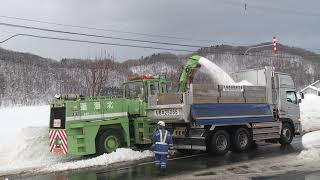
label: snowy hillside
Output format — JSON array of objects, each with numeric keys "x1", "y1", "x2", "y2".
[{"x1": 0, "y1": 44, "x2": 320, "y2": 106}]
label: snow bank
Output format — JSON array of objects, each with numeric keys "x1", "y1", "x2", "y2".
[
  {"x1": 0, "y1": 127, "x2": 76, "y2": 173},
  {"x1": 40, "y1": 148, "x2": 153, "y2": 173},
  {"x1": 0, "y1": 106, "x2": 75, "y2": 173},
  {"x1": 299, "y1": 131, "x2": 320, "y2": 161},
  {"x1": 298, "y1": 94, "x2": 320, "y2": 161},
  {"x1": 0, "y1": 105, "x2": 50, "y2": 137},
  {"x1": 299, "y1": 94, "x2": 320, "y2": 132},
  {"x1": 198, "y1": 57, "x2": 236, "y2": 85},
  {"x1": 0, "y1": 105, "x2": 153, "y2": 174},
  {"x1": 302, "y1": 131, "x2": 320, "y2": 149}
]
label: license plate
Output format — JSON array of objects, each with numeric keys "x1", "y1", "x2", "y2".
[
  {"x1": 154, "y1": 109, "x2": 179, "y2": 116},
  {"x1": 52, "y1": 146, "x2": 64, "y2": 154}
]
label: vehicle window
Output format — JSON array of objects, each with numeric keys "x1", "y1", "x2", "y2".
[
  {"x1": 150, "y1": 83, "x2": 159, "y2": 95},
  {"x1": 286, "y1": 91, "x2": 297, "y2": 104},
  {"x1": 124, "y1": 82, "x2": 144, "y2": 99},
  {"x1": 162, "y1": 82, "x2": 167, "y2": 93}
]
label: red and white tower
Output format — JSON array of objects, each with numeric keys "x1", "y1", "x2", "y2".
[{"x1": 273, "y1": 36, "x2": 277, "y2": 54}]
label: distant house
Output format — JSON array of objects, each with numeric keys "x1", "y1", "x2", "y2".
[{"x1": 301, "y1": 80, "x2": 320, "y2": 96}]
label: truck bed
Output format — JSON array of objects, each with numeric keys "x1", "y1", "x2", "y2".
[
  {"x1": 147, "y1": 84, "x2": 270, "y2": 124},
  {"x1": 192, "y1": 103, "x2": 274, "y2": 125}
]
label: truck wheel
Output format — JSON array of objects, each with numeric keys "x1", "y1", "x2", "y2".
[
  {"x1": 96, "y1": 129, "x2": 123, "y2": 155},
  {"x1": 231, "y1": 127, "x2": 252, "y2": 152},
  {"x1": 208, "y1": 130, "x2": 230, "y2": 155},
  {"x1": 279, "y1": 123, "x2": 294, "y2": 145}
]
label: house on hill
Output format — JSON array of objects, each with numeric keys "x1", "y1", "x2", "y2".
[{"x1": 301, "y1": 80, "x2": 320, "y2": 96}]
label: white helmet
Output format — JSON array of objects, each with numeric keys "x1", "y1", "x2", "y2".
[{"x1": 157, "y1": 121, "x2": 165, "y2": 127}]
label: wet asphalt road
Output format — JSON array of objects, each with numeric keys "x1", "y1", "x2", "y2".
[
  {"x1": 12, "y1": 138, "x2": 306, "y2": 180},
  {"x1": 253, "y1": 170, "x2": 320, "y2": 180}
]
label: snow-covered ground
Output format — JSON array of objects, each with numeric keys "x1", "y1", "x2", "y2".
[
  {"x1": 0, "y1": 105, "x2": 152, "y2": 175},
  {"x1": 0, "y1": 89, "x2": 320, "y2": 176}
]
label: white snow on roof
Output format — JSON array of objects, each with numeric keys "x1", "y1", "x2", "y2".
[{"x1": 301, "y1": 80, "x2": 320, "y2": 92}]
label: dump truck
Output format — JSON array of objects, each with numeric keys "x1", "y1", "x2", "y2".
[
  {"x1": 147, "y1": 55, "x2": 302, "y2": 154},
  {"x1": 49, "y1": 75, "x2": 168, "y2": 155}
]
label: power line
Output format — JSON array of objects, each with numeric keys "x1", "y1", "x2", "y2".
[
  {"x1": 1, "y1": 32, "x2": 319, "y2": 58},
  {"x1": 0, "y1": 33, "x2": 195, "y2": 52},
  {"x1": 0, "y1": 15, "x2": 215, "y2": 44},
  {"x1": 0, "y1": 32, "x2": 319, "y2": 60},
  {"x1": 1, "y1": 15, "x2": 318, "y2": 51},
  {"x1": 0, "y1": 22, "x2": 206, "y2": 49}
]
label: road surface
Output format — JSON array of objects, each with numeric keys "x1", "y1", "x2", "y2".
[{"x1": 10, "y1": 137, "x2": 317, "y2": 180}]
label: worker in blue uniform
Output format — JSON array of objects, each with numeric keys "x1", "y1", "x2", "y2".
[{"x1": 151, "y1": 121, "x2": 173, "y2": 175}]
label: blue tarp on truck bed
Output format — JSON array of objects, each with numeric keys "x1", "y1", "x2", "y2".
[{"x1": 191, "y1": 103, "x2": 273, "y2": 125}]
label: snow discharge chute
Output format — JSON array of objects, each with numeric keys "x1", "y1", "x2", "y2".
[{"x1": 177, "y1": 55, "x2": 236, "y2": 93}]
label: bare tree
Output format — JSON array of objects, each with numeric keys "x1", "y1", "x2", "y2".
[{"x1": 82, "y1": 58, "x2": 113, "y2": 96}]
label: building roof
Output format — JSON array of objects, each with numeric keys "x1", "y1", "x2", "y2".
[{"x1": 301, "y1": 80, "x2": 320, "y2": 92}]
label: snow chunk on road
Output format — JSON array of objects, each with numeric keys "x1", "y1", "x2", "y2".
[
  {"x1": 299, "y1": 131, "x2": 320, "y2": 161},
  {"x1": 300, "y1": 94, "x2": 320, "y2": 132},
  {"x1": 41, "y1": 148, "x2": 153, "y2": 172},
  {"x1": 302, "y1": 131, "x2": 320, "y2": 149}
]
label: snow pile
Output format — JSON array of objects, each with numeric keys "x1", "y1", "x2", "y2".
[
  {"x1": 298, "y1": 94, "x2": 320, "y2": 161},
  {"x1": 0, "y1": 127, "x2": 76, "y2": 172},
  {"x1": 40, "y1": 148, "x2": 153, "y2": 172},
  {"x1": 299, "y1": 94, "x2": 320, "y2": 132},
  {"x1": 0, "y1": 106, "x2": 75, "y2": 173},
  {"x1": 198, "y1": 57, "x2": 236, "y2": 85},
  {"x1": 299, "y1": 131, "x2": 320, "y2": 161},
  {"x1": 0, "y1": 105, "x2": 154, "y2": 174},
  {"x1": 0, "y1": 105, "x2": 50, "y2": 137}
]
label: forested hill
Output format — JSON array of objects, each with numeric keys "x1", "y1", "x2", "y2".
[{"x1": 0, "y1": 43, "x2": 319, "y2": 106}]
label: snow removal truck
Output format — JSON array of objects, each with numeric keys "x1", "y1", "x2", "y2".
[
  {"x1": 49, "y1": 55, "x2": 302, "y2": 156},
  {"x1": 49, "y1": 74, "x2": 169, "y2": 155},
  {"x1": 147, "y1": 55, "x2": 302, "y2": 155}
]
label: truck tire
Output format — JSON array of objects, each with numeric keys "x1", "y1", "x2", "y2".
[
  {"x1": 208, "y1": 130, "x2": 230, "y2": 155},
  {"x1": 231, "y1": 127, "x2": 252, "y2": 152},
  {"x1": 279, "y1": 123, "x2": 294, "y2": 145},
  {"x1": 96, "y1": 129, "x2": 123, "y2": 155}
]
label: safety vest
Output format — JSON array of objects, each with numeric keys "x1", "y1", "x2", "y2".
[
  {"x1": 153, "y1": 129, "x2": 172, "y2": 155},
  {"x1": 156, "y1": 129, "x2": 168, "y2": 145}
]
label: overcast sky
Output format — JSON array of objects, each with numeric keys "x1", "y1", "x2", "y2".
[{"x1": 0, "y1": 0, "x2": 319, "y2": 61}]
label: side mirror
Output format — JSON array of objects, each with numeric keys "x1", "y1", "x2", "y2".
[
  {"x1": 298, "y1": 99, "x2": 302, "y2": 104},
  {"x1": 300, "y1": 92, "x2": 304, "y2": 99}
]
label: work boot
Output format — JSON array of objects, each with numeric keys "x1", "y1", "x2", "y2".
[{"x1": 160, "y1": 168, "x2": 166, "y2": 176}]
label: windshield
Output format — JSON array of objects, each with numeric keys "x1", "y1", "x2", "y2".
[{"x1": 124, "y1": 82, "x2": 144, "y2": 99}]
